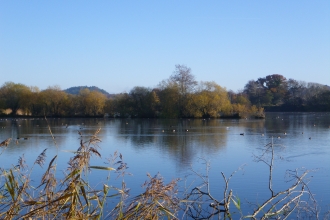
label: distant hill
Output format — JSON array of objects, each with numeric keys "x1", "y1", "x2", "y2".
[{"x1": 64, "y1": 86, "x2": 115, "y2": 98}]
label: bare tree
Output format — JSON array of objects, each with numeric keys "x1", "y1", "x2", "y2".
[
  {"x1": 181, "y1": 139, "x2": 318, "y2": 219},
  {"x1": 170, "y1": 65, "x2": 197, "y2": 96},
  {"x1": 170, "y1": 64, "x2": 197, "y2": 117}
]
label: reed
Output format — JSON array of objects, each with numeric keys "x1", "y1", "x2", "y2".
[{"x1": 0, "y1": 127, "x2": 128, "y2": 219}]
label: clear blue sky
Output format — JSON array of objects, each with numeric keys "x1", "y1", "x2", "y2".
[{"x1": 1, "y1": 1, "x2": 329, "y2": 93}]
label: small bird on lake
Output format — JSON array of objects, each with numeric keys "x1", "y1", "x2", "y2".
[{"x1": 240, "y1": 133, "x2": 244, "y2": 136}]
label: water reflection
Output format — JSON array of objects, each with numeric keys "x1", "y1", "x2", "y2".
[
  {"x1": 110, "y1": 119, "x2": 229, "y2": 169},
  {"x1": 0, "y1": 113, "x2": 329, "y2": 217}
]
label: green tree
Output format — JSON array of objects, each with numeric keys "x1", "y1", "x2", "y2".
[
  {"x1": 284, "y1": 79, "x2": 305, "y2": 107},
  {"x1": 128, "y1": 87, "x2": 160, "y2": 118},
  {"x1": 109, "y1": 93, "x2": 133, "y2": 117},
  {"x1": 306, "y1": 88, "x2": 330, "y2": 111},
  {"x1": 259, "y1": 74, "x2": 288, "y2": 105},
  {"x1": 244, "y1": 80, "x2": 265, "y2": 107},
  {"x1": 104, "y1": 98, "x2": 114, "y2": 116},
  {"x1": 28, "y1": 86, "x2": 44, "y2": 116},
  {"x1": 0, "y1": 82, "x2": 32, "y2": 115},
  {"x1": 317, "y1": 90, "x2": 330, "y2": 110},
  {"x1": 245, "y1": 75, "x2": 288, "y2": 106},
  {"x1": 157, "y1": 80, "x2": 180, "y2": 118},
  {"x1": 304, "y1": 82, "x2": 329, "y2": 105}
]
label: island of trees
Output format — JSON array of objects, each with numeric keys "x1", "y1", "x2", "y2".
[{"x1": 1, "y1": 65, "x2": 329, "y2": 118}]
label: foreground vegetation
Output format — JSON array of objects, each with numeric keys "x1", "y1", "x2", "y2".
[
  {"x1": 1, "y1": 65, "x2": 329, "y2": 119},
  {"x1": 0, "y1": 125, "x2": 326, "y2": 219}
]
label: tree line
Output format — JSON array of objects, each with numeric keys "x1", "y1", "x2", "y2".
[
  {"x1": 243, "y1": 74, "x2": 330, "y2": 111},
  {"x1": 1, "y1": 65, "x2": 329, "y2": 117}
]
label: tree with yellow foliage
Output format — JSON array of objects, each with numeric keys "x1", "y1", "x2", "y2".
[
  {"x1": 189, "y1": 81, "x2": 231, "y2": 118},
  {"x1": 39, "y1": 86, "x2": 69, "y2": 116},
  {"x1": 0, "y1": 82, "x2": 33, "y2": 115}
]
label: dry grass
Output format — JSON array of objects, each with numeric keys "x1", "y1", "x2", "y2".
[
  {"x1": 112, "y1": 173, "x2": 179, "y2": 219},
  {"x1": 0, "y1": 127, "x2": 180, "y2": 220},
  {"x1": 0, "y1": 129, "x2": 121, "y2": 219}
]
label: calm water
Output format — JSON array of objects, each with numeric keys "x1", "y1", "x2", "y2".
[{"x1": 0, "y1": 112, "x2": 329, "y2": 218}]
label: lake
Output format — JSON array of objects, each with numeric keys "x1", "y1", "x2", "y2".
[{"x1": 0, "y1": 112, "x2": 329, "y2": 218}]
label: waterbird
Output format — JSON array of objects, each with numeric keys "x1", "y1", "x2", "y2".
[
  {"x1": 240, "y1": 133, "x2": 244, "y2": 136},
  {"x1": 309, "y1": 137, "x2": 312, "y2": 140},
  {"x1": 209, "y1": 203, "x2": 216, "y2": 208}
]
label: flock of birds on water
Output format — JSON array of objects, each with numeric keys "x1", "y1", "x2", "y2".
[{"x1": 1, "y1": 115, "x2": 329, "y2": 146}]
